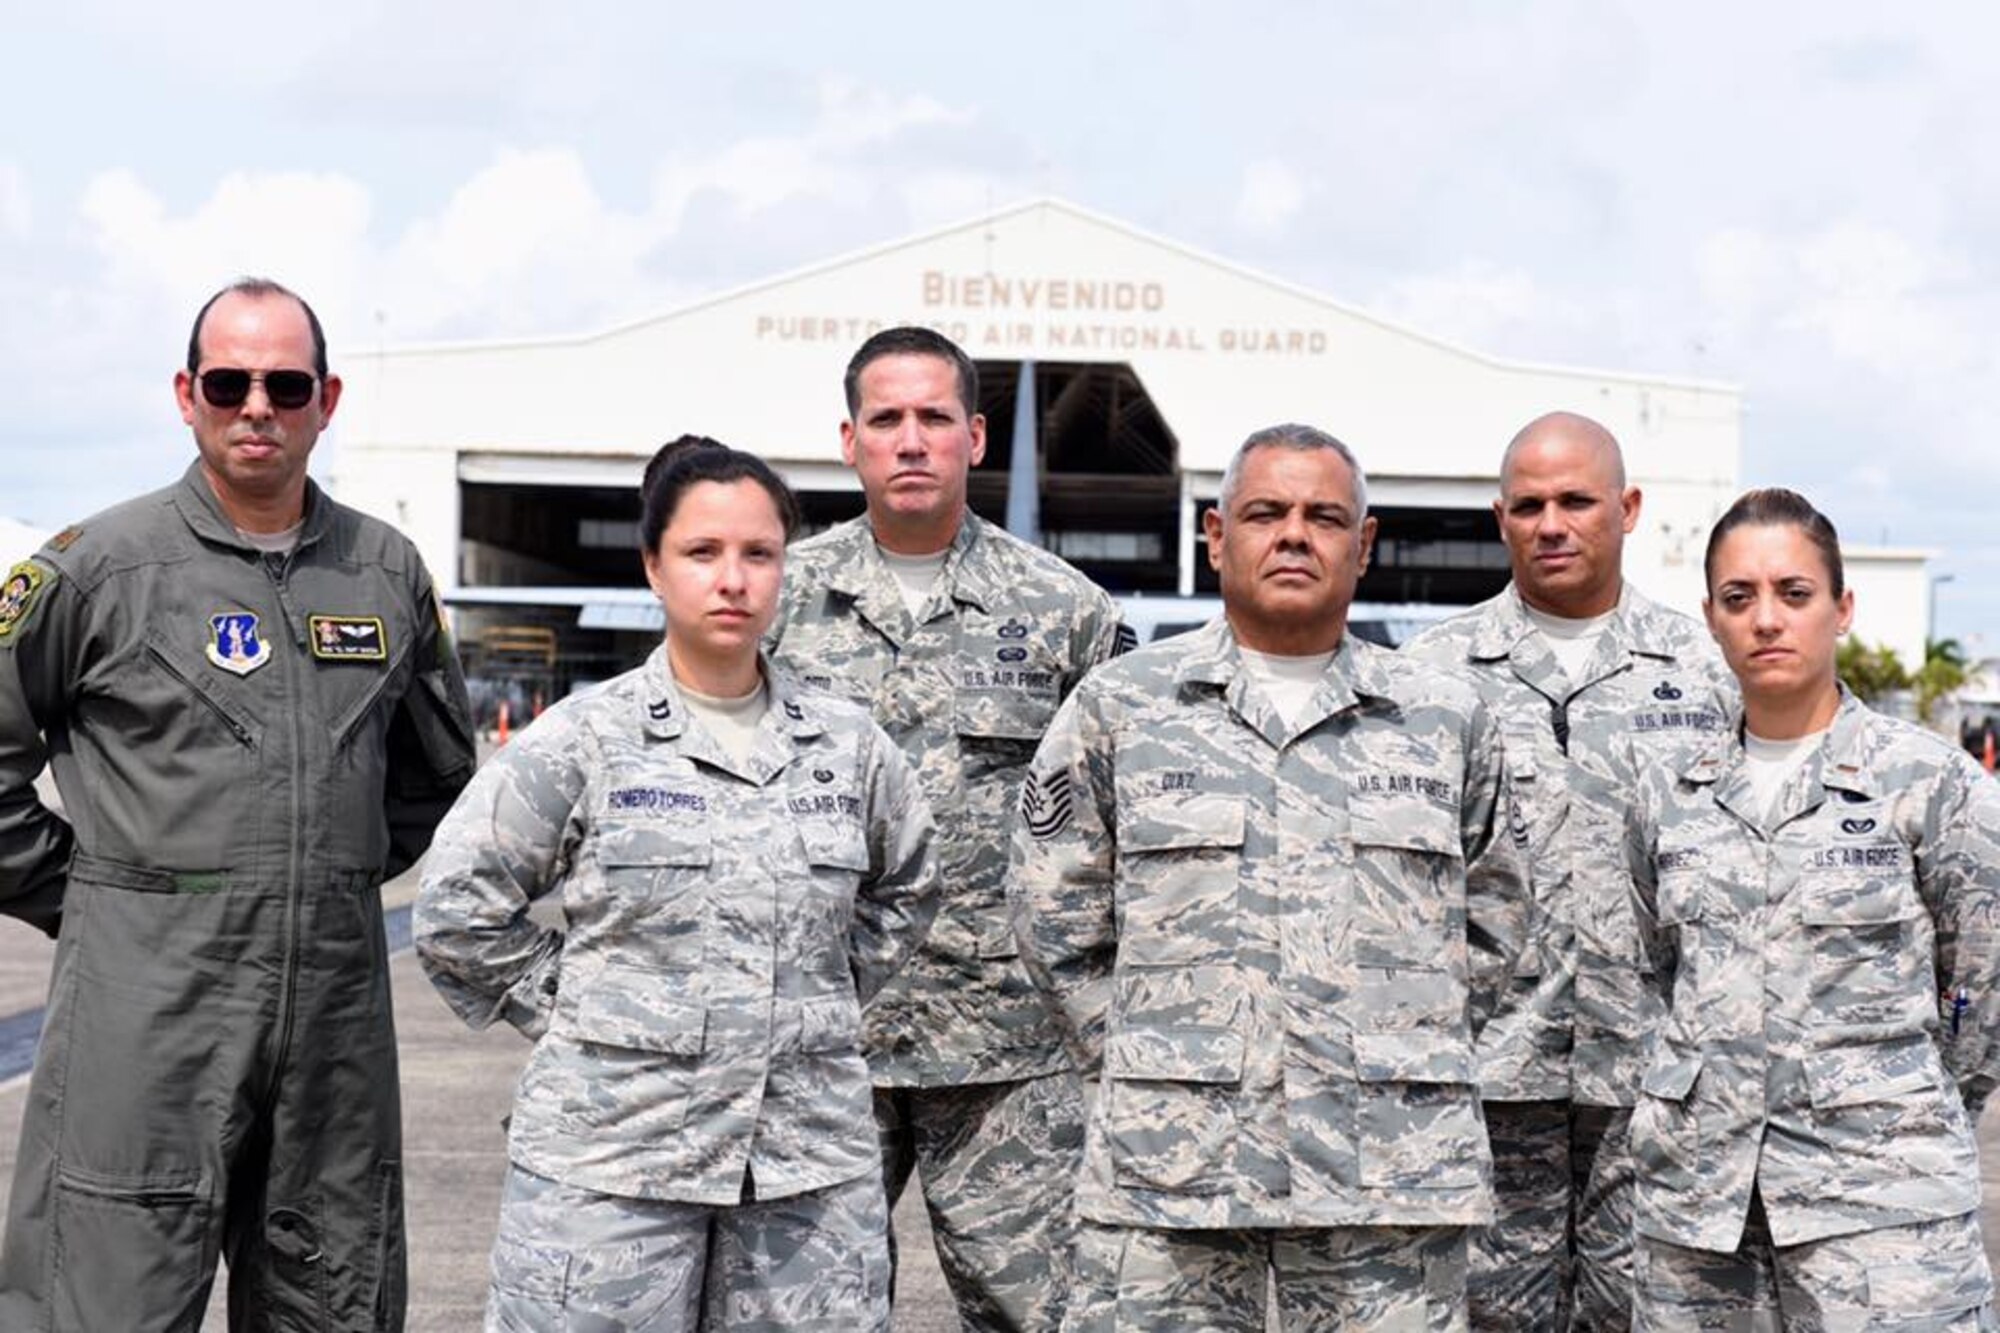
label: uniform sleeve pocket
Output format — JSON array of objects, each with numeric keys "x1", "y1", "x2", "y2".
[
  {"x1": 1104, "y1": 1023, "x2": 1245, "y2": 1083},
  {"x1": 560, "y1": 967, "x2": 705, "y2": 1056}
]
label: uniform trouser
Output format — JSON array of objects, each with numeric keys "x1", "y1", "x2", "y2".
[
  {"x1": 485, "y1": 1164, "x2": 891, "y2": 1331},
  {"x1": 1634, "y1": 1200, "x2": 1996, "y2": 1331},
  {"x1": 876, "y1": 1072, "x2": 1085, "y2": 1331},
  {"x1": 1470, "y1": 1098, "x2": 1633, "y2": 1332},
  {"x1": 0, "y1": 874, "x2": 406, "y2": 1332},
  {"x1": 1065, "y1": 1220, "x2": 1470, "y2": 1332}
]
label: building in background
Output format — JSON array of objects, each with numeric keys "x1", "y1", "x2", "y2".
[{"x1": 330, "y1": 199, "x2": 1925, "y2": 693}]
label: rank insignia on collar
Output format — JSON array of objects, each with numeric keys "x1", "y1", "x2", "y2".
[
  {"x1": 206, "y1": 611, "x2": 272, "y2": 676},
  {"x1": 784, "y1": 700, "x2": 804, "y2": 721},
  {"x1": 648, "y1": 699, "x2": 673, "y2": 720},
  {"x1": 308, "y1": 614, "x2": 387, "y2": 662},
  {"x1": 47, "y1": 525, "x2": 82, "y2": 553}
]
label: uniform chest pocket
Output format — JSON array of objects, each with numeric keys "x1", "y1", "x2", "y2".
[
  {"x1": 1798, "y1": 862, "x2": 1928, "y2": 1030},
  {"x1": 1116, "y1": 795, "x2": 1246, "y2": 969},
  {"x1": 594, "y1": 820, "x2": 713, "y2": 964},
  {"x1": 954, "y1": 682, "x2": 1059, "y2": 743},
  {"x1": 1348, "y1": 797, "x2": 1461, "y2": 965}
]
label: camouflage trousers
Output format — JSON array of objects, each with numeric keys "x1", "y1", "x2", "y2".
[
  {"x1": 1471, "y1": 1099, "x2": 1634, "y2": 1331},
  {"x1": 1065, "y1": 1220, "x2": 1469, "y2": 1332},
  {"x1": 1634, "y1": 1199, "x2": 1996, "y2": 1331},
  {"x1": 877, "y1": 1072, "x2": 1084, "y2": 1331},
  {"x1": 485, "y1": 1164, "x2": 890, "y2": 1331}
]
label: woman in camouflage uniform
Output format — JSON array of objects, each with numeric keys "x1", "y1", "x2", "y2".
[
  {"x1": 416, "y1": 438, "x2": 939, "y2": 1331},
  {"x1": 1626, "y1": 488, "x2": 1999, "y2": 1329}
]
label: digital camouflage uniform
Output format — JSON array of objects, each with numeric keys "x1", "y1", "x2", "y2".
[
  {"x1": 1010, "y1": 618, "x2": 1530, "y2": 1330},
  {"x1": 416, "y1": 646, "x2": 939, "y2": 1332},
  {"x1": 767, "y1": 512, "x2": 1125, "y2": 1330},
  {"x1": 1625, "y1": 690, "x2": 2000, "y2": 1328},
  {"x1": 1405, "y1": 583, "x2": 1730, "y2": 1331},
  {"x1": 0, "y1": 463, "x2": 476, "y2": 1332}
]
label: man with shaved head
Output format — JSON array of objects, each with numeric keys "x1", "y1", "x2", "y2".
[{"x1": 1405, "y1": 411, "x2": 1731, "y2": 1330}]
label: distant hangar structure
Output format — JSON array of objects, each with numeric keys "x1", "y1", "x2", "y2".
[{"x1": 329, "y1": 198, "x2": 1925, "y2": 689}]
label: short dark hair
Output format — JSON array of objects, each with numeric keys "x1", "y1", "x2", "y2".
[
  {"x1": 842, "y1": 326, "x2": 979, "y2": 418},
  {"x1": 186, "y1": 277, "x2": 330, "y2": 381},
  {"x1": 1703, "y1": 487, "x2": 1844, "y2": 597},
  {"x1": 638, "y1": 435, "x2": 801, "y2": 553}
]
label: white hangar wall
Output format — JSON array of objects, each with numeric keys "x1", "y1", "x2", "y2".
[{"x1": 327, "y1": 198, "x2": 1913, "y2": 656}]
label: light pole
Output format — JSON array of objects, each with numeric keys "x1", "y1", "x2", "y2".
[{"x1": 1930, "y1": 572, "x2": 1957, "y2": 647}]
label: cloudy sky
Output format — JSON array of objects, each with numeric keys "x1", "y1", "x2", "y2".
[{"x1": 8, "y1": 3, "x2": 1997, "y2": 644}]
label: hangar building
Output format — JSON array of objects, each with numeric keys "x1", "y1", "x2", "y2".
[{"x1": 330, "y1": 199, "x2": 1928, "y2": 695}]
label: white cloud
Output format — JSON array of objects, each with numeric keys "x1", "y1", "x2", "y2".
[
  {"x1": 1373, "y1": 260, "x2": 1589, "y2": 355},
  {"x1": 1233, "y1": 160, "x2": 1306, "y2": 236}
]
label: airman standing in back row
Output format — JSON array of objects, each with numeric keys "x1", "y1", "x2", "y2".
[
  {"x1": 766, "y1": 327, "x2": 1128, "y2": 1330},
  {"x1": 1404, "y1": 412, "x2": 1731, "y2": 1330}
]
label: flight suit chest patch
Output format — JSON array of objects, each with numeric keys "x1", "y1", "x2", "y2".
[
  {"x1": 309, "y1": 614, "x2": 388, "y2": 662},
  {"x1": 206, "y1": 611, "x2": 272, "y2": 676}
]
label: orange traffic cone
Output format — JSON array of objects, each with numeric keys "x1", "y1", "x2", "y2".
[
  {"x1": 1983, "y1": 729, "x2": 1994, "y2": 774},
  {"x1": 497, "y1": 700, "x2": 511, "y2": 747}
]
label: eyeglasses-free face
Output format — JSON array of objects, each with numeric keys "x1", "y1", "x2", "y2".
[{"x1": 197, "y1": 367, "x2": 319, "y2": 411}]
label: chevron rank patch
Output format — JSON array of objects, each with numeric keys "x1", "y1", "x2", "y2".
[
  {"x1": 0, "y1": 562, "x2": 48, "y2": 640},
  {"x1": 1021, "y1": 766, "x2": 1074, "y2": 840},
  {"x1": 309, "y1": 614, "x2": 388, "y2": 662}
]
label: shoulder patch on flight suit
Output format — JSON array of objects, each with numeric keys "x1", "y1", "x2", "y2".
[
  {"x1": 308, "y1": 614, "x2": 388, "y2": 662},
  {"x1": 0, "y1": 561, "x2": 49, "y2": 640}
]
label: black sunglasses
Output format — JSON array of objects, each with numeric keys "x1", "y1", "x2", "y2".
[{"x1": 198, "y1": 368, "x2": 319, "y2": 411}]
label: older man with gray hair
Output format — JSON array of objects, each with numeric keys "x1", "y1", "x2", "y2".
[{"x1": 1010, "y1": 423, "x2": 1527, "y2": 1327}]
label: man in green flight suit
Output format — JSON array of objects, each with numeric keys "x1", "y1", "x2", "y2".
[{"x1": 0, "y1": 278, "x2": 475, "y2": 1330}]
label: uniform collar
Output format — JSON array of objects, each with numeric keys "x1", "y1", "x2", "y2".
[
  {"x1": 822, "y1": 511, "x2": 994, "y2": 616},
  {"x1": 1468, "y1": 582, "x2": 1678, "y2": 663},
  {"x1": 638, "y1": 645, "x2": 826, "y2": 783},
  {"x1": 1174, "y1": 615, "x2": 1405, "y2": 746},
  {"x1": 172, "y1": 460, "x2": 332, "y2": 554},
  {"x1": 1680, "y1": 686, "x2": 1877, "y2": 816}
]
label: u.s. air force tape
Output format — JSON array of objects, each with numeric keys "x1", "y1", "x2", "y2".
[{"x1": 1021, "y1": 767, "x2": 1074, "y2": 839}]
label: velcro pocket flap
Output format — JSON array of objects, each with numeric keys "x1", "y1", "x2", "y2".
[
  {"x1": 1350, "y1": 798, "x2": 1460, "y2": 857},
  {"x1": 564, "y1": 969, "x2": 705, "y2": 1056},
  {"x1": 1800, "y1": 868, "x2": 1921, "y2": 926},
  {"x1": 1104, "y1": 1024, "x2": 1245, "y2": 1083},
  {"x1": 596, "y1": 820, "x2": 711, "y2": 869},
  {"x1": 1121, "y1": 795, "x2": 1247, "y2": 854},
  {"x1": 1639, "y1": 1049, "x2": 1702, "y2": 1102},
  {"x1": 1353, "y1": 1030, "x2": 1473, "y2": 1084}
]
